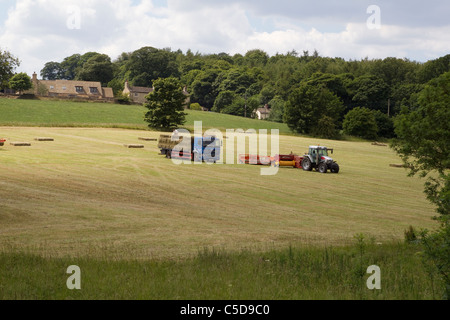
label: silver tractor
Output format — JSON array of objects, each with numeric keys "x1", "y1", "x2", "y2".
[{"x1": 301, "y1": 146, "x2": 340, "y2": 174}]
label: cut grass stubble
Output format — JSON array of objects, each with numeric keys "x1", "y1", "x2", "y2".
[{"x1": 0, "y1": 127, "x2": 436, "y2": 261}]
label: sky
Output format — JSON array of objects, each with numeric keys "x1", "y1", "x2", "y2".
[{"x1": 0, "y1": 0, "x2": 449, "y2": 76}]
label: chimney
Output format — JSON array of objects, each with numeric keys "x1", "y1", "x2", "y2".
[{"x1": 32, "y1": 72, "x2": 38, "y2": 95}]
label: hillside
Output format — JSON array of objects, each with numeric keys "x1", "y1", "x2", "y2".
[{"x1": 0, "y1": 98, "x2": 290, "y2": 134}]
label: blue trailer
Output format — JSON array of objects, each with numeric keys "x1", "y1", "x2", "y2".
[{"x1": 158, "y1": 134, "x2": 221, "y2": 163}]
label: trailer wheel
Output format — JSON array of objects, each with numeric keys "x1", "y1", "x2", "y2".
[
  {"x1": 318, "y1": 162, "x2": 328, "y2": 173},
  {"x1": 194, "y1": 152, "x2": 202, "y2": 163},
  {"x1": 302, "y1": 158, "x2": 313, "y2": 171}
]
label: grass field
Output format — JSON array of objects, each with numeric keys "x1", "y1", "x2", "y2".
[
  {"x1": 0, "y1": 126, "x2": 435, "y2": 259},
  {"x1": 0, "y1": 98, "x2": 291, "y2": 134},
  {"x1": 0, "y1": 243, "x2": 442, "y2": 300},
  {"x1": 0, "y1": 98, "x2": 443, "y2": 299}
]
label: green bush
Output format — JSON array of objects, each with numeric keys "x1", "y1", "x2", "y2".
[
  {"x1": 374, "y1": 110, "x2": 395, "y2": 138},
  {"x1": 343, "y1": 107, "x2": 378, "y2": 140},
  {"x1": 189, "y1": 103, "x2": 203, "y2": 111},
  {"x1": 115, "y1": 92, "x2": 131, "y2": 105},
  {"x1": 9, "y1": 72, "x2": 32, "y2": 94}
]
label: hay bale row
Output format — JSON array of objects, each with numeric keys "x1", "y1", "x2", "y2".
[
  {"x1": 138, "y1": 137, "x2": 157, "y2": 141},
  {"x1": 390, "y1": 164, "x2": 413, "y2": 169},
  {"x1": 124, "y1": 144, "x2": 145, "y2": 149},
  {"x1": 390, "y1": 164, "x2": 403, "y2": 168},
  {"x1": 372, "y1": 142, "x2": 387, "y2": 147},
  {"x1": 10, "y1": 142, "x2": 31, "y2": 147},
  {"x1": 35, "y1": 137, "x2": 54, "y2": 141}
]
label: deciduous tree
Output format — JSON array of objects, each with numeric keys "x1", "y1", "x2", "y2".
[
  {"x1": 40, "y1": 62, "x2": 63, "y2": 80},
  {"x1": 284, "y1": 83, "x2": 344, "y2": 136},
  {"x1": 391, "y1": 71, "x2": 450, "y2": 297},
  {"x1": 144, "y1": 77, "x2": 187, "y2": 130},
  {"x1": 9, "y1": 72, "x2": 32, "y2": 95},
  {"x1": 77, "y1": 53, "x2": 114, "y2": 86},
  {"x1": 0, "y1": 49, "x2": 20, "y2": 88},
  {"x1": 343, "y1": 107, "x2": 378, "y2": 140}
]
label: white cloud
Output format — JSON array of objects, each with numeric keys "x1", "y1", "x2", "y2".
[{"x1": 0, "y1": 0, "x2": 449, "y2": 76}]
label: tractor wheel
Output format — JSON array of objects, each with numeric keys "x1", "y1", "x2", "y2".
[
  {"x1": 302, "y1": 158, "x2": 313, "y2": 171},
  {"x1": 318, "y1": 162, "x2": 328, "y2": 173},
  {"x1": 331, "y1": 163, "x2": 340, "y2": 174}
]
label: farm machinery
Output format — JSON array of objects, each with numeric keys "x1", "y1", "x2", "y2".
[
  {"x1": 240, "y1": 145, "x2": 340, "y2": 174},
  {"x1": 0, "y1": 138, "x2": 5, "y2": 147},
  {"x1": 158, "y1": 133, "x2": 221, "y2": 163},
  {"x1": 300, "y1": 146, "x2": 340, "y2": 173}
]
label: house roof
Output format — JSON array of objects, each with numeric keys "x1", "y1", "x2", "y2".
[
  {"x1": 130, "y1": 86, "x2": 153, "y2": 94},
  {"x1": 36, "y1": 79, "x2": 113, "y2": 99},
  {"x1": 39, "y1": 80, "x2": 103, "y2": 95},
  {"x1": 257, "y1": 105, "x2": 271, "y2": 114},
  {"x1": 102, "y1": 87, "x2": 114, "y2": 98}
]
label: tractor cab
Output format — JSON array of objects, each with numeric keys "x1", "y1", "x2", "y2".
[{"x1": 309, "y1": 146, "x2": 333, "y2": 163}]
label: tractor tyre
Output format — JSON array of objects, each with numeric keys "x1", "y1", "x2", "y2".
[
  {"x1": 331, "y1": 163, "x2": 340, "y2": 174},
  {"x1": 302, "y1": 158, "x2": 313, "y2": 171},
  {"x1": 318, "y1": 162, "x2": 328, "y2": 173}
]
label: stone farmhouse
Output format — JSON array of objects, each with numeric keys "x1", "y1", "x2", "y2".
[
  {"x1": 123, "y1": 80, "x2": 153, "y2": 104},
  {"x1": 255, "y1": 104, "x2": 271, "y2": 120},
  {"x1": 123, "y1": 80, "x2": 190, "y2": 107},
  {"x1": 31, "y1": 73, "x2": 114, "y2": 102}
]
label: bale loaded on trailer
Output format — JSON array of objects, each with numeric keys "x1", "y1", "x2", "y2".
[{"x1": 158, "y1": 133, "x2": 221, "y2": 163}]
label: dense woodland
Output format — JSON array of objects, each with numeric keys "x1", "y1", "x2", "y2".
[{"x1": 31, "y1": 48, "x2": 450, "y2": 138}]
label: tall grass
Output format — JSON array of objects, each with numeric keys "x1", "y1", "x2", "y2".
[{"x1": 0, "y1": 241, "x2": 444, "y2": 300}]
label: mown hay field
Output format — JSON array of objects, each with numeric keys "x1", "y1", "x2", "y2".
[{"x1": 0, "y1": 126, "x2": 435, "y2": 260}]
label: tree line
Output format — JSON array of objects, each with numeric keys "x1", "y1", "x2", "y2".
[
  {"x1": 1, "y1": 46, "x2": 449, "y2": 140},
  {"x1": 38, "y1": 47, "x2": 450, "y2": 139}
]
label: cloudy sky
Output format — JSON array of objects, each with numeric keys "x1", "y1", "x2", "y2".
[{"x1": 1, "y1": 0, "x2": 449, "y2": 76}]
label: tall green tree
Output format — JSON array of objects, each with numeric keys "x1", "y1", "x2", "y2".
[
  {"x1": 0, "y1": 49, "x2": 20, "y2": 88},
  {"x1": 244, "y1": 49, "x2": 269, "y2": 68},
  {"x1": 370, "y1": 57, "x2": 418, "y2": 87},
  {"x1": 60, "y1": 54, "x2": 82, "y2": 80},
  {"x1": 144, "y1": 77, "x2": 187, "y2": 130},
  {"x1": 349, "y1": 75, "x2": 390, "y2": 113},
  {"x1": 190, "y1": 69, "x2": 221, "y2": 110},
  {"x1": 212, "y1": 90, "x2": 235, "y2": 113},
  {"x1": 77, "y1": 53, "x2": 114, "y2": 86},
  {"x1": 391, "y1": 72, "x2": 450, "y2": 297},
  {"x1": 417, "y1": 54, "x2": 450, "y2": 84},
  {"x1": 284, "y1": 83, "x2": 344, "y2": 137},
  {"x1": 267, "y1": 96, "x2": 286, "y2": 123},
  {"x1": 127, "y1": 46, "x2": 180, "y2": 87},
  {"x1": 373, "y1": 110, "x2": 395, "y2": 138},
  {"x1": 40, "y1": 62, "x2": 63, "y2": 80}
]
